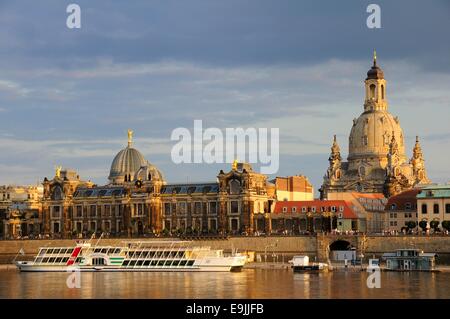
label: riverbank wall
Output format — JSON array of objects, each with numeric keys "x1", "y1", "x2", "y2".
[{"x1": 1, "y1": 235, "x2": 450, "y2": 264}]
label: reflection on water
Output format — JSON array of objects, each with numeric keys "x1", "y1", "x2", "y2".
[{"x1": 1, "y1": 269, "x2": 449, "y2": 299}]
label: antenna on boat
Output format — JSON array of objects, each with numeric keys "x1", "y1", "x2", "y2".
[{"x1": 94, "y1": 232, "x2": 104, "y2": 248}]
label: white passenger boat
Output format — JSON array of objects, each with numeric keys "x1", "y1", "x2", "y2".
[{"x1": 15, "y1": 240, "x2": 247, "y2": 272}]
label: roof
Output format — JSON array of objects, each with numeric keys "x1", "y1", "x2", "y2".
[
  {"x1": 161, "y1": 183, "x2": 219, "y2": 195},
  {"x1": 417, "y1": 185, "x2": 450, "y2": 199},
  {"x1": 73, "y1": 186, "x2": 126, "y2": 198},
  {"x1": 273, "y1": 200, "x2": 358, "y2": 219},
  {"x1": 385, "y1": 188, "x2": 420, "y2": 211}
]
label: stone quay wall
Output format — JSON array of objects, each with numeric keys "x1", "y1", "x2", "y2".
[{"x1": 1, "y1": 235, "x2": 450, "y2": 264}]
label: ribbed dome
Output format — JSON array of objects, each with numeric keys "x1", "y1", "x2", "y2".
[
  {"x1": 109, "y1": 146, "x2": 147, "y2": 181},
  {"x1": 348, "y1": 110, "x2": 405, "y2": 160}
]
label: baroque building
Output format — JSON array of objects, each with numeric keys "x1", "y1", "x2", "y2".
[
  {"x1": 40, "y1": 131, "x2": 276, "y2": 238},
  {"x1": 321, "y1": 52, "x2": 430, "y2": 199}
]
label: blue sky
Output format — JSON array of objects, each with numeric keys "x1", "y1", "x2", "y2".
[{"x1": 0, "y1": 0, "x2": 449, "y2": 192}]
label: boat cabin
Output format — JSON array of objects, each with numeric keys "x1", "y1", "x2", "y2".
[{"x1": 382, "y1": 249, "x2": 436, "y2": 271}]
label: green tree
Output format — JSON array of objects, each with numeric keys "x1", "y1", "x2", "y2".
[
  {"x1": 442, "y1": 221, "x2": 450, "y2": 232},
  {"x1": 430, "y1": 220, "x2": 440, "y2": 231},
  {"x1": 406, "y1": 221, "x2": 417, "y2": 230},
  {"x1": 419, "y1": 221, "x2": 428, "y2": 231}
]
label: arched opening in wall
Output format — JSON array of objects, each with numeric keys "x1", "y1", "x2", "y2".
[
  {"x1": 369, "y1": 84, "x2": 376, "y2": 99},
  {"x1": 381, "y1": 84, "x2": 385, "y2": 99},
  {"x1": 329, "y1": 240, "x2": 356, "y2": 261}
]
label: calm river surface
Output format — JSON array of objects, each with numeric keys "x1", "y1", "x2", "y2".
[{"x1": 1, "y1": 269, "x2": 449, "y2": 299}]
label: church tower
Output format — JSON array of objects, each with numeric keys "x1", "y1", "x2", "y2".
[{"x1": 321, "y1": 51, "x2": 431, "y2": 198}]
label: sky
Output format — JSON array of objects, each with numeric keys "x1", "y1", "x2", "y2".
[{"x1": 0, "y1": 0, "x2": 449, "y2": 193}]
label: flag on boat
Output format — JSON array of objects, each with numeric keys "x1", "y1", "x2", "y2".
[{"x1": 19, "y1": 248, "x2": 25, "y2": 255}]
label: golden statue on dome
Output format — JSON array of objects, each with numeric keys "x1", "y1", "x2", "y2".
[
  {"x1": 55, "y1": 166, "x2": 62, "y2": 178},
  {"x1": 232, "y1": 159, "x2": 238, "y2": 170},
  {"x1": 127, "y1": 129, "x2": 133, "y2": 147}
]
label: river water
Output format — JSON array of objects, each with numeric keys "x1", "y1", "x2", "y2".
[{"x1": 1, "y1": 269, "x2": 449, "y2": 299}]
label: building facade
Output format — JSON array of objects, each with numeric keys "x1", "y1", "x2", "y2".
[
  {"x1": 40, "y1": 132, "x2": 276, "y2": 238},
  {"x1": 272, "y1": 200, "x2": 360, "y2": 234},
  {"x1": 1, "y1": 185, "x2": 43, "y2": 239},
  {"x1": 417, "y1": 185, "x2": 450, "y2": 232},
  {"x1": 272, "y1": 175, "x2": 314, "y2": 201},
  {"x1": 321, "y1": 53, "x2": 430, "y2": 199},
  {"x1": 385, "y1": 188, "x2": 420, "y2": 233}
]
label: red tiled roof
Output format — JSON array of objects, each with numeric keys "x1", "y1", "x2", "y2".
[
  {"x1": 273, "y1": 200, "x2": 358, "y2": 219},
  {"x1": 385, "y1": 189, "x2": 420, "y2": 211}
]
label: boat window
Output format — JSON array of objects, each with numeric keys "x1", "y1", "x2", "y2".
[
  {"x1": 136, "y1": 260, "x2": 144, "y2": 266},
  {"x1": 55, "y1": 257, "x2": 63, "y2": 263},
  {"x1": 143, "y1": 260, "x2": 151, "y2": 266},
  {"x1": 47, "y1": 249, "x2": 54, "y2": 254},
  {"x1": 172, "y1": 260, "x2": 180, "y2": 266},
  {"x1": 164, "y1": 261, "x2": 172, "y2": 266},
  {"x1": 43, "y1": 258, "x2": 49, "y2": 263},
  {"x1": 170, "y1": 252, "x2": 177, "y2": 258},
  {"x1": 157, "y1": 260, "x2": 165, "y2": 266},
  {"x1": 62, "y1": 257, "x2": 69, "y2": 263},
  {"x1": 94, "y1": 248, "x2": 101, "y2": 253},
  {"x1": 151, "y1": 261, "x2": 157, "y2": 266},
  {"x1": 49, "y1": 257, "x2": 56, "y2": 263},
  {"x1": 129, "y1": 260, "x2": 136, "y2": 267},
  {"x1": 76, "y1": 257, "x2": 83, "y2": 263},
  {"x1": 122, "y1": 260, "x2": 129, "y2": 267},
  {"x1": 177, "y1": 252, "x2": 185, "y2": 258},
  {"x1": 180, "y1": 260, "x2": 187, "y2": 266},
  {"x1": 39, "y1": 249, "x2": 46, "y2": 256},
  {"x1": 187, "y1": 260, "x2": 195, "y2": 266},
  {"x1": 101, "y1": 249, "x2": 107, "y2": 254},
  {"x1": 114, "y1": 249, "x2": 121, "y2": 254}
]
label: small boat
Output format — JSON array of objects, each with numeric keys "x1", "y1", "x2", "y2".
[
  {"x1": 15, "y1": 240, "x2": 247, "y2": 272},
  {"x1": 382, "y1": 249, "x2": 437, "y2": 272},
  {"x1": 288, "y1": 255, "x2": 329, "y2": 273}
]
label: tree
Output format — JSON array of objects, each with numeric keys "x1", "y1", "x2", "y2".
[
  {"x1": 419, "y1": 221, "x2": 428, "y2": 232},
  {"x1": 430, "y1": 220, "x2": 440, "y2": 231},
  {"x1": 406, "y1": 221, "x2": 417, "y2": 230},
  {"x1": 442, "y1": 221, "x2": 450, "y2": 232}
]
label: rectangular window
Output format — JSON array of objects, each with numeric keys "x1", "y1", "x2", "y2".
[
  {"x1": 209, "y1": 202, "x2": 217, "y2": 215},
  {"x1": 76, "y1": 205, "x2": 83, "y2": 218},
  {"x1": 230, "y1": 201, "x2": 239, "y2": 214},
  {"x1": 104, "y1": 205, "x2": 111, "y2": 217},
  {"x1": 178, "y1": 202, "x2": 187, "y2": 215},
  {"x1": 164, "y1": 203, "x2": 171, "y2": 216},
  {"x1": 282, "y1": 207, "x2": 287, "y2": 213},
  {"x1": 446, "y1": 204, "x2": 450, "y2": 214},
  {"x1": 194, "y1": 202, "x2": 202, "y2": 214},
  {"x1": 90, "y1": 205, "x2": 97, "y2": 217},
  {"x1": 291, "y1": 207, "x2": 297, "y2": 213},
  {"x1": 301, "y1": 207, "x2": 307, "y2": 213},
  {"x1": 311, "y1": 207, "x2": 316, "y2": 213},
  {"x1": 331, "y1": 206, "x2": 336, "y2": 212}
]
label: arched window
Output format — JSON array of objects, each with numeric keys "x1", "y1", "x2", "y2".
[
  {"x1": 229, "y1": 180, "x2": 240, "y2": 195},
  {"x1": 369, "y1": 84, "x2": 376, "y2": 99},
  {"x1": 381, "y1": 84, "x2": 385, "y2": 99},
  {"x1": 421, "y1": 204, "x2": 428, "y2": 214},
  {"x1": 433, "y1": 204, "x2": 439, "y2": 214},
  {"x1": 148, "y1": 173, "x2": 152, "y2": 181},
  {"x1": 359, "y1": 166, "x2": 366, "y2": 177}
]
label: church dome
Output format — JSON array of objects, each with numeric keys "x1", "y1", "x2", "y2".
[
  {"x1": 109, "y1": 146, "x2": 147, "y2": 182},
  {"x1": 348, "y1": 110, "x2": 405, "y2": 161}
]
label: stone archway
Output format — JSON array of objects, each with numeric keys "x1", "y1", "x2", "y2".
[{"x1": 329, "y1": 240, "x2": 353, "y2": 251}]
